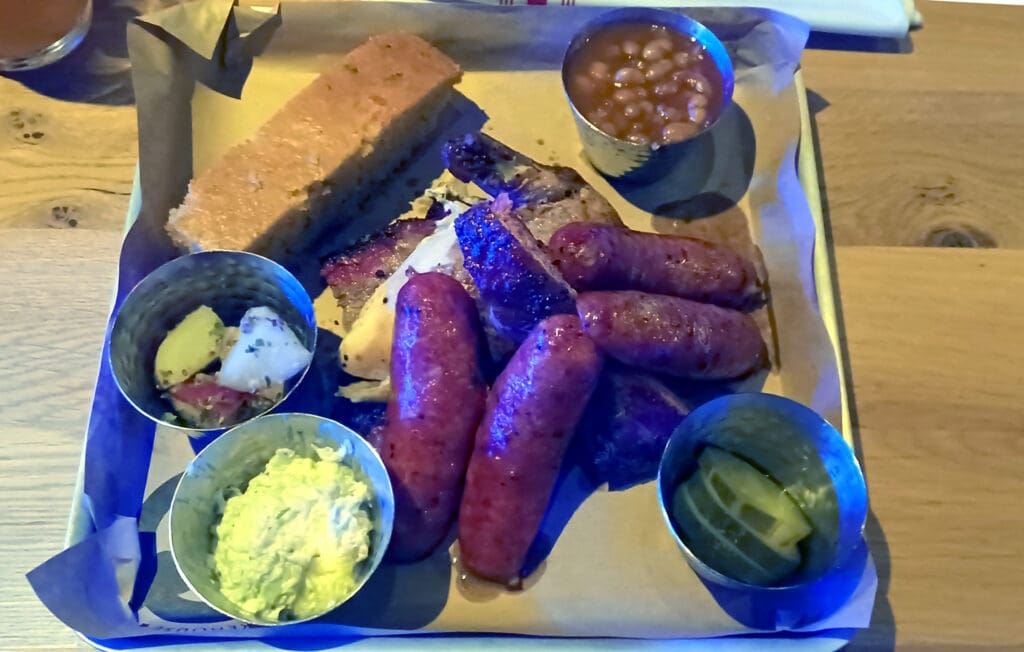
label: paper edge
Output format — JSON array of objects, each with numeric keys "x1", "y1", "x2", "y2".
[{"x1": 793, "y1": 70, "x2": 853, "y2": 446}]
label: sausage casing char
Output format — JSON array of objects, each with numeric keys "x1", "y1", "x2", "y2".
[
  {"x1": 548, "y1": 222, "x2": 766, "y2": 311},
  {"x1": 458, "y1": 314, "x2": 603, "y2": 586},
  {"x1": 373, "y1": 272, "x2": 487, "y2": 562},
  {"x1": 577, "y1": 291, "x2": 766, "y2": 380}
]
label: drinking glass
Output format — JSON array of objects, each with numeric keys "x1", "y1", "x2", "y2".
[{"x1": 0, "y1": 0, "x2": 92, "y2": 71}]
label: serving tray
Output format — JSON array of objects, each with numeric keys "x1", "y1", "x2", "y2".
[{"x1": 37, "y1": 3, "x2": 870, "y2": 650}]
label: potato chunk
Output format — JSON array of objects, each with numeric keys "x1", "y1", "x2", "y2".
[{"x1": 154, "y1": 305, "x2": 224, "y2": 389}]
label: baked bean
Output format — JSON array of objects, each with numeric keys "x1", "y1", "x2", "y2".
[
  {"x1": 685, "y1": 72, "x2": 710, "y2": 93},
  {"x1": 623, "y1": 103, "x2": 644, "y2": 119},
  {"x1": 642, "y1": 38, "x2": 672, "y2": 61},
  {"x1": 621, "y1": 40, "x2": 641, "y2": 58},
  {"x1": 614, "y1": 66, "x2": 644, "y2": 86},
  {"x1": 656, "y1": 103, "x2": 684, "y2": 122},
  {"x1": 611, "y1": 114, "x2": 631, "y2": 136},
  {"x1": 652, "y1": 81, "x2": 680, "y2": 98},
  {"x1": 571, "y1": 75, "x2": 597, "y2": 99},
  {"x1": 663, "y1": 122, "x2": 699, "y2": 143},
  {"x1": 596, "y1": 119, "x2": 617, "y2": 137},
  {"x1": 644, "y1": 59, "x2": 674, "y2": 82},
  {"x1": 612, "y1": 87, "x2": 638, "y2": 104},
  {"x1": 587, "y1": 105, "x2": 610, "y2": 123},
  {"x1": 588, "y1": 60, "x2": 611, "y2": 82},
  {"x1": 688, "y1": 98, "x2": 707, "y2": 125}
]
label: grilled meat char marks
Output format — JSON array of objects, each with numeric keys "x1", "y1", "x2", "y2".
[
  {"x1": 321, "y1": 215, "x2": 439, "y2": 329},
  {"x1": 455, "y1": 194, "x2": 577, "y2": 345},
  {"x1": 579, "y1": 367, "x2": 693, "y2": 491},
  {"x1": 443, "y1": 132, "x2": 622, "y2": 244},
  {"x1": 318, "y1": 133, "x2": 773, "y2": 581},
  {"x1": 444, "y1": 132, "x2": 580, "y2": 205}
]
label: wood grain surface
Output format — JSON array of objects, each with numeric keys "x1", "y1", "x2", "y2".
[
  {"x1": 0, "y1": 230, "x2": 123, "y2": 651},
  {"x1": 837, "y1": 248, "x2": 1024, "y2": 650},
  {"x1": 802, "y1": 1, "x2": 1024, "y2": 249},
  {"x1": 1, "y1": 82, "x2": 136, "y2": 232},
  {"x1": 2, "y1": 0, "x2": 1024, "y2": 650}
]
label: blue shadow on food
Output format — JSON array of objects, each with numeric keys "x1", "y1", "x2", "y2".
[
  {"x1": 608, "y1": 101, "x2": 756, "y2": 220},
  {"x1": 301, "y1": 327, "x2": 387, "y2": 436},
  {"x1": 657, "y1": 393, "x2": 870, "y2": 630},
  {"x1": 182, "y1": 324, "x2": 361, "y2": 457}
]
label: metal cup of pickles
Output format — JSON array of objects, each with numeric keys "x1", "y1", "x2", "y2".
[
  {"x1": 168, "y1": 413, "x2": 395, "y2": 625},
  {"x1": 108, "y1": 251, "x2": 317, "y2": 434},
  {"x1": 657, "y1": 393, "x2": 869, "y2": 627},
  {"x1": 562, "y1": 8, "x2": 735, "y2": 182}
]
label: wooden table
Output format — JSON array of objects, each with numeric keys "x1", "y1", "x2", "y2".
[{"x1": 2, "y1": 1, "x2": 1022, "y2": 649}]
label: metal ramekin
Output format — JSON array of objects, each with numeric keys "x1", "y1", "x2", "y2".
[
  {"x1": 562, "y1": 8, "x2": 735, "y2": 182},
  {"x1": 168, "y1": 412, "x2": 395, "y2": 625},
  {"x1": 108, "y1": 250, "x2": 317, "y2": 434},
  {"x1": 656, "y1": 393, "x2": 869, "y2": 627}
]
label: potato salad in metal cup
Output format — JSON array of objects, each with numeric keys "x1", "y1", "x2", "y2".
[{"x1": 169, "y1": 413, "x2": 395, "y2": 625}]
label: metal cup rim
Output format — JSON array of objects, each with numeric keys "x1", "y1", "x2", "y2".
[
  {"x1": 167, "y1": 412, "x2": 395, "y2": 626},
  {"x1": 108, "y1": 250, "x2": 317, "y2": 434}
]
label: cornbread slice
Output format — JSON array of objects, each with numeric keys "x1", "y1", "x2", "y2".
[{"x1": 167, "y1": 33, "x2": 462, "y2": 255}]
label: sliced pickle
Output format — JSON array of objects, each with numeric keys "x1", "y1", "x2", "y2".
[
  {"x1": 697, "y1": 447, "x2": 812, "y2": 552},
  {"x1": 671, "y1": 482, "x2": 774, "y2": 586},
  {"x1": 684, "y1": 469, "x2": 801, "y2": 580}
]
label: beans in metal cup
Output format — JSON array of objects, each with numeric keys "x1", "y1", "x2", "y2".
[
  {"x1": 562, "y1": 8, "x2": 734, "y2": 181},
  {"x1": 168, "y1": 412, "x2": 395, "y2": 625},
  {"x1": 108, "y1": 250, "x2": 317, "y2": 434}
]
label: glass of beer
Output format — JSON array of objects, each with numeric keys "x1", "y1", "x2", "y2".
[{"x1": 0, "y1": 0, "x2": 93, "y2": 71}]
